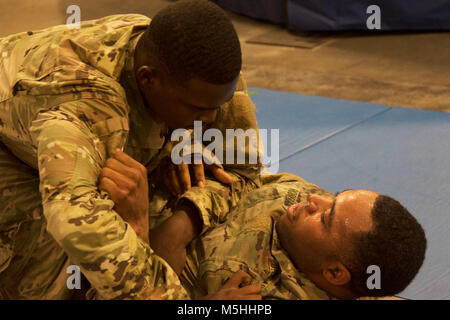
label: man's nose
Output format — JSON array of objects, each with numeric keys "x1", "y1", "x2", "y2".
[
  {"x1": 198, "y1": 109, "x2": 218, "y2": 124},
  {"x1": 308, "y1": 194, "x2": 333, "y2": 212}
]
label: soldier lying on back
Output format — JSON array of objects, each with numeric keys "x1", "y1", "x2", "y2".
[
  {"x1": 104, "y1": 152, "x2": 427, "y2": 300},
  {"x1": 178, "y1": 173, "x2": 427, "y2": 299}
]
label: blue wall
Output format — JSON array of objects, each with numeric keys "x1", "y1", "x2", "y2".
[{"x1": 211, "y1": 0, "x2": 450, "y2": 30}]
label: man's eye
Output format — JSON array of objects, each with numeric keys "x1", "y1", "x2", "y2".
[{"x1": 321, "y1": 211, "x2": 325, "y2": 224}]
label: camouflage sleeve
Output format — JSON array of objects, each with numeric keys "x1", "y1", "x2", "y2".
[
  {"x1": 29, "y1": 100, "x2": 189, "y2": 300},
  {"x1": 176, "y1": 172, "x2": 261, "y2": 234}
]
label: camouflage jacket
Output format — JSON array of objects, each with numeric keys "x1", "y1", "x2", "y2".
[
  {"x1": 180, "y1": 172, "x2": 337, "y2": 300},
  {"x1": 0, "y1": 14, "x2": 261, "y2": 299}
]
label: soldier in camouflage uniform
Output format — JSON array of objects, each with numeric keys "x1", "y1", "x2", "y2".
[
  {"x1": 141, "y1": 172, "x2": 424, "y2": 300},
  {"x1": 177, "y1": 172, "x2": 337, "y2": 299},
  {"x1": 0, "y1": 1, "x2": 262, "y2": 299}
]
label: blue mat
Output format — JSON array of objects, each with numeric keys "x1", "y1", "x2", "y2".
[
  {"x1": 250, "y1": 88, "x2": 450, "y2": 300},
  {"x1": 251, "y1": 88, "x2": 391, "y2": 163}
]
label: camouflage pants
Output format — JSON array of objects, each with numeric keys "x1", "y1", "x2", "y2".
[{"x1": 0, "y1": 141, "x2": 82, "y2": 299}]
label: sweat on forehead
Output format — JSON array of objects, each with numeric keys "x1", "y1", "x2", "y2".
[{"x1": 333, "y1": 190, "x2": 378, "y2": 234}]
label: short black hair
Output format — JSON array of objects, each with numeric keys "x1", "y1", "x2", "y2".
[
  {"x1": 345, "y1": 195, "x2": 427, "y2": 297},
  {"x1": 138, "y1": 0, "x2": 242, "y2": 85}
]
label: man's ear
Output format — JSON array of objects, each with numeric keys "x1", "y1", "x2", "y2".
[
  {"x1": 136, "y1": 65, "x2": 157, "y2": 89},
  {"x1": 322, "y1": 261, "x2": 351, "y2": 286}
]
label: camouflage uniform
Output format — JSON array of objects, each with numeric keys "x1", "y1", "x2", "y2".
[
  {"x1": 175, "y1": 172, "x2": 337, "y2": 300},
  {"x1": 173, "y1": 173, "x2": 402, "y2": 300},
  {"x1": 150, "y1": 173, "x2": 402, "y2": 300},
  {"x1": 0, "y1": 14, "x2": 261, "y2": 299}
]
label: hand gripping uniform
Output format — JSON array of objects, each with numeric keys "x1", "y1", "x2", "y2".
[{"x1": 0, "y1": 14, "x2": 262, "y2": 299}]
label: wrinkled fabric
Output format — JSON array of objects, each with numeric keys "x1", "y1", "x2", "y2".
[
  {"x1": 0, "y1": 14, "x2": 261, "y2": 299},
  {"x1": 179, "y1": 172, "x2": 336, "y2": 300},
  {"x1": 178, "y1": 172, "x2": 404, "y2": 300}
]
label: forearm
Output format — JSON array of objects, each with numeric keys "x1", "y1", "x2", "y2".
[
  {"x1": 174, "y1": 200, "x2": 203, "y2": 244},
  {"x1": 146, "y1": 200, "x2": 201, "y2": 276},
  {"x1": 33, "y1": 108, "x2": 188, "y2": 299},
  {"x1": 176, "y1": 173, "x2": 259, "y2": 234},
  {"x1": 128, "y1": 220, "x2": 150, "y2": 244},
  {"x1": 44, "y1": 195, "x2": 189, "y2": 299}
]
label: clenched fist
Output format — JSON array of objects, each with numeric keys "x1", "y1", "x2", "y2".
[{"x1": 99, "y1": 149, "x2": 149, "y2": 244}]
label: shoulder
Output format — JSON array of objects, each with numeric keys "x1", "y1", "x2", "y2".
[{"x1": 87, "y1": 14, "x2": 150, "y2": 28}]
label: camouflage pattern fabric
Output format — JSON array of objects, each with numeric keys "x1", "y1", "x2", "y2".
[
  {"x1": 0, "y1": 14, "x2": 261, "y2": 299},
  {"x1": 178, "y1": 172, "x2": 336, "y2": 300},
  {"x1": 0, "y1": 141, "x2": 74, "y2": 299},
  {"x1": 178, "y1": 172, "x2": 404, "y2": 300}
]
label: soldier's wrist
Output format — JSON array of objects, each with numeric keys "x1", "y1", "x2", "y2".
[
  {"x1": 173, "y1": 200, "x2": 202, "y2": 246},
  {"x1": 130, "y1": 221, "x2": 150, "y2": 245}
]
